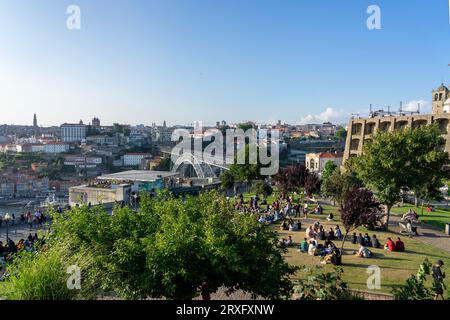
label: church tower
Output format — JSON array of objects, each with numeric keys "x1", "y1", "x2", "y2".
[
  {"x1": 33, "y1": 113, "x2": 38, "y2": 127},
  {"x1": 432, "y1": 83, "x2": 450, "y2": 114}
]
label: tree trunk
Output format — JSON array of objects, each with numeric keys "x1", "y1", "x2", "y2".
[
  {"x1": 340, "y1": 231, "x2": 348, "y2": 256},
  {"x1": 414, "y1": 197, "x2": 418, "y2": 207},
  {"x1": 384, "y1": 205, "x2": 392, "y2": 230}
]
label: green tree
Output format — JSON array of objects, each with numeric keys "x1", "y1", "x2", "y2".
[
  {"x1": 220, "y1": 170, "x2": 235, "y2": 189},
  {"x1": 322, "y1": 170, "x2": 362, "y2": 206},
  {"x1": 5, "y1": 192, "x2": 297, "y2": 300},
  {"x1": 322, "y1": 160, "x2": 338, "y2": 181},
  {"x1": 229, "y1": 145, "x2": 263, "y2": 182},
  {"x1": 293, "y1": 266, "x2": 358, "y2": 300},
  {"x1": 251, "y1": 180, "x2": 273, "y2": 198},
  {"x1": 154, "y1": 157, "x2": 172, "y2": 171},
  {"x1": 335, "y1": 128, "x2": 347, "y2": 141},
  {"x1": 352, "y1": 125, "x2": 449, "y2": 228}
]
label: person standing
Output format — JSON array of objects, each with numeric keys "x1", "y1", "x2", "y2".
[{"x1": 432, "y1": 260, "x2": 446, "y2": 300}]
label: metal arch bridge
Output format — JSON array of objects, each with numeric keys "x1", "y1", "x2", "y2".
[{"x1": 161, "y1": 148, "x2": 232, "y2": 178}]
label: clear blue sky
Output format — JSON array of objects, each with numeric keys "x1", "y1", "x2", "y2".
[{"x1": 0, "y1": 0, "x2": 449, "y2": 126}]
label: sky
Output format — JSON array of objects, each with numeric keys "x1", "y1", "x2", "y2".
[{"x1": 0, "y1": 0, "x2": 449, "y2": 127}]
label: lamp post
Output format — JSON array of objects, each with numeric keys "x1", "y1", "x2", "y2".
[{"x1": 4, "y1": 213, "x2": 12, "y2": 242}]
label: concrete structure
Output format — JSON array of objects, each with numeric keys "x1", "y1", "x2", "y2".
[
  {"x1": 69, "y1": 184, "x2": 131, "y2": 206},
  {"x1": 97, "y1": 170, "x2": 180, "y2": 192},
  {"x1": 60, "y1": 123, "x2": 87, "y2": 143},
  {"x1": 306, "y1": 152, "x2": 343, "y2": 174},
  {"x1": 344, "y1": 84, "x2": 450, "y2": 162}
]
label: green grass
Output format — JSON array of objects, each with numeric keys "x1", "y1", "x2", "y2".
[
  {"x1": 242, "y1": 191, "x2": 450, "y2": 297},
  {"x1": 390, "y1": 203, "x2": 450, "y2": 231},
  {"x1": 277, "y1": 216, "x2": 450, "y2": 296}
]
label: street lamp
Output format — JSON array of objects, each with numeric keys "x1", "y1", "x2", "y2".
[{"x1": 4, "y1": 213, "x2": 12, "y2": 242}]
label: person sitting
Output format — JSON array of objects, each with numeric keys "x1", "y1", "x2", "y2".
[
  {"x1": 280, "y1": 221, "x2": 289, "y2": 231},
  {"x1": 305, "y1": 225, "x2": 316, "y2": 239},
  {"x1": 334, "y1": 226, "x2": 342, "y2": 240},
  {"x1": 296, "y1": 221, "x2": 302, "y2": 231},
  {"x1": 357, "y1": 233, "x2": 365, "y2": 246},
  {"x1": 384, "y1": 237, "x2": 396, "y2": 252},
  {"x1": 327, "y1": 228, "x2": 335, "y2": 241},
  {"x1": 363, "y1": 233, "x2": 372, "y2": 247},
  {"x1": 395, "y1": 237, "x2": 405, "y2": 252},
  {"x1": 323, "y1": 248, "x2": 342, "y2": 265},
  {"x1": 289, "y1": 222, "x2": 299, "y2": 232},
  {"x1": 351, "y1": 232, "x2": 358, "y2": 244},
  {"x1": 284, "y1": 236, "x2": 294, "y2": 247},
  {"x1": 317, "y1": 227, "x2": 326, "y2": 241},
  {"x1": 298, "y1": 238, "x2": 309, "y2": 253},
  {"x1": 371, "y1": 235, "x2": 381, "y2": 248},
  {"x1": 327, "y1": 213, "x2": 334, "y2": 221},
  {"x1": 355, "y1": 245, "x2": 372, "y2": 258},
  {"x1": 308, "y1": 239, "x2": 318, "y2": 256}
]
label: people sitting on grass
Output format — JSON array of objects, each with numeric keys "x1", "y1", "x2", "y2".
[
  {"x1": 279, "y1": 236, "x2": 294, "y2": 247},
  {"x1": 371, "y1": 235, "x2": 381, "y2": 248},
  {"x1": 314, "y1": 204, "x2": 323, "y2": 215},
  {"x1": 298, "y1": 238, "x2": 309, "y2": 253},
  {"x1": 308, "y1": 239, "x2": 318, "y2": 256},
  {"x1": 357, "y1": 233, "x2": 365, "y2": 246},
  {"x1": 355, "y1": 245, "x2": 373, "y2": 258},
  {"x1": 395, "y1": 237, "x2": 405, "y2": 252},
  {"x1": 326, "y1": 213, "x2": 334, "y2": 221},
  {"x1": 327, "y1": 228, "x2": 335, "y2": 241},
  {"x1": 317, "y1": 226, "x2": 326, "y2": 241},
  {"x1": 322, "y1": 248, "x2": 342, "y2": 265},
  {"x1": 306, "y1": 225, "x2": 316, "y2": 239},
  {"x1": 363, "y1": 233, "x2": 372, "y2": 247},
  {"x1": 384, "y1": 237, "x2": 396, "y2": 252}
]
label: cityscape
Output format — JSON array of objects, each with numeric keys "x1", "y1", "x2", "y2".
[{"x1": 0, "y1": 0, "x2": 449, "y2": 313}]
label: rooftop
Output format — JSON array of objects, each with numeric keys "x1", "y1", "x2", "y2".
[{"x1": 97, "y1": 170, "x2": 179, "y2": 182}]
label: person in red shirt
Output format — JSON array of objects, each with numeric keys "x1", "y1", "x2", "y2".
[
  {"x1": 384, "y1": 237, "x2": 396, "y2": 252},
  {"x1": 395, "y1": 237, "x2": 405, "y2": 252}
]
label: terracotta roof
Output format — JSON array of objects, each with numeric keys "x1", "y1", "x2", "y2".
[{"x1": 319, "y1": 152, "x2": 343, "y2": 158}]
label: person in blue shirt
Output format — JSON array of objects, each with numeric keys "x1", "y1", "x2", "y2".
[{"x1": 298, "y1": 238, "x2": 309, "y2": 253}]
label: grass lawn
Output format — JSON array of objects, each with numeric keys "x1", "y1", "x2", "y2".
[
  {"x1": 390, "y1": 203, "x2": 450, "y2": 231},
  {"x1": 278, "y1": 216, "x2": 450, "y2": 296},
  {"x1": 243, "y1": 192, "x2": 450, "y2": 297}
]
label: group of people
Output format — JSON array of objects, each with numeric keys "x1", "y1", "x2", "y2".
[
  {"x1": 0, "y1": 233, "x2": 42, "y2": 262},
  {"x1": 234, "y1": 193, "x2": 325, "y2": 226},
  {"x1": 19, "y1": 210, "x2": 47, "y2": 228},
  {"x1": 297, "y1": 221, "x2": 343, "y2": 265}
]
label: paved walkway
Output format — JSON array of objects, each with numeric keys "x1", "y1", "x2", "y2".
[{"x1": 389, "y1": 214, "x2": 450, "y2": 253}]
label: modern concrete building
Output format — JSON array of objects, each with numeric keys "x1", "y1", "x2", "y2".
[
  {"x1": 343, "y1": 84, "x2": 450, "y2": 162},
  {"x1": 69, "y1": 170, "x2": 181, "y2": 206}
]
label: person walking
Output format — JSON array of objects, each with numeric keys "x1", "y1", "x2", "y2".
[{"x1": 432, "y1": 260, "x2": 446, "y2": 300}]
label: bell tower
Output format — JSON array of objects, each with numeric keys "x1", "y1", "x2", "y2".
[{"x1": 432, "y1": 83, "x2": 449, "y2": 114}]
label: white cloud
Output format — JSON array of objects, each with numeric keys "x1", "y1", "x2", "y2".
[
  {"x1": 299, "y1": 107, "x2": 342, "y2": 124},
  {"x1": 403, "y1": 100, "x2": 431, "y2": 113}
]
